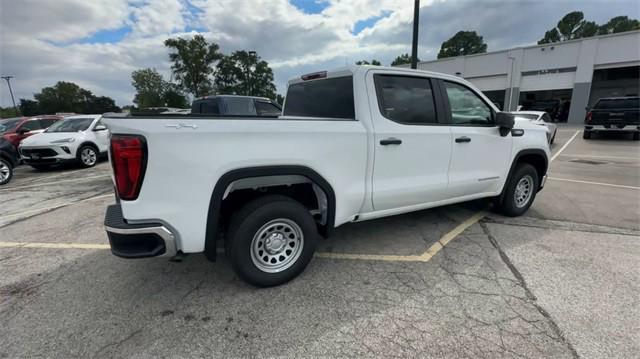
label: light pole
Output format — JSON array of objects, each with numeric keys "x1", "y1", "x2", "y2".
[
  {"x1": 411, "y1": 0, "x2": 420, "y2": 69},
  {"x1": 1, "y1": 75, "x2": 19, "y2": 116}
]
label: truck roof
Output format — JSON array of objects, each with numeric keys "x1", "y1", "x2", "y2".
[{"x1": 289, "y1": 65, "x2": 469, "y2": 85}]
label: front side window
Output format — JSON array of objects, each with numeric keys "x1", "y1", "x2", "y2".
[
  {"x1": 374, "y1": 75, "x2": 437, "y2": 125},
  {"x1": 0, "y1": 118, "x2": 23, "y2": 134},
  {"x1": 255, "y1": 101, "x2": 281, "y2": 116},
  {"x1": 444, "y1": 81, "x2": 493, "y2": 125},
  {"x1": 20, "y1": 120, "x2": 43, "y2": 131}
]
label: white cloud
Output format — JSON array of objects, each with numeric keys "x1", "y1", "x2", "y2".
[{"x1": 1, "y1": 0, "x2": 638, "y2": 108}]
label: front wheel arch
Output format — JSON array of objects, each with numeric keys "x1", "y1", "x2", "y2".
[{"x1": 498, "y1": 149, "x2": 548, "y2": 205}]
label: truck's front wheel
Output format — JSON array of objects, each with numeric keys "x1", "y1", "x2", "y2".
[
  {"x1": 226, "y1": 195, "x2": 318, "y2": 287},
  {"x1": 494, "y1": 163, "x2": 539, "y2": 217}
]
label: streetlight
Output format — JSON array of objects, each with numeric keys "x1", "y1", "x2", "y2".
[
  {"x1": 411, "y1": 0, "x2": 420, "y2": 69},
  {"x1": 1, "y1": 75, "x2": 19, "y2": 116}
]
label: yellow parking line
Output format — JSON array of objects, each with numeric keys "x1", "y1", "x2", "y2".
[
  {"x1": 316, "y1": 211, "x2": 487, "y2": 263},
  {"x1": 0, "y1": 242, "x2": 109, "y2": 249}
]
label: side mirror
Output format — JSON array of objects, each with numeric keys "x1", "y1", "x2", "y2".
[
  {"x1": 495, "y1": 112, "x2": 514, "y2": 137},
  {"x1": 94, "y1": 125, "x2": 107, "y2": 131}
]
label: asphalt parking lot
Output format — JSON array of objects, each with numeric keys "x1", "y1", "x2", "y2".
[{"x1": 1, "y1": 127, "x2": 638, "y2": 358}]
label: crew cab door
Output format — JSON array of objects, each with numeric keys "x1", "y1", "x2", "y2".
[
  {"x1": 369, "y1": 73, "x2": 452, "y2": 211},
  {"x1": 439, "y1": 80, "x2": 512, "y2": 197}
]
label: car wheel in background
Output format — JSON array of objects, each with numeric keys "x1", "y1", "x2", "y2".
[
  {"x1": 78, "y1": 145, "x2": 98, "y2": 168},
  {"x1": 494, "y1": 163, "x2": 539, "y2": 217},
  {"x1": 225, "y1": 195, "x2": 318, "y2": 287},
  {"x1": 583, "y1": 130, "x2": 591, "y2": 139},
  {"x1": 633, "y1": 131, "x2": 639, "y2": 141},
  {"x1": 0, "y1": 158, "x2": 13, "y2": 185}
]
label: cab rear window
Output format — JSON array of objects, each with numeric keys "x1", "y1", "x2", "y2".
[
  {"x1": 594, "y1": 98, "x2": 639, "y2": 110},
  {"x1": 284, "y1": 76, "x2": 355, "y2": 119}
]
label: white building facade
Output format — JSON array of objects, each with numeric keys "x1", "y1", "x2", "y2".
[{"x1": 413, "y1": 31, "x2": 640, "y2": 123}]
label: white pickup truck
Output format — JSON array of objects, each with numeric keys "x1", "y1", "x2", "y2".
[{"x1": 103, "y1": 65, "x2": 550, "y2": 286}]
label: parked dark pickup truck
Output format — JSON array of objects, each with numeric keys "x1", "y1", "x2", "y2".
[{"x1": 584, "y1": 96, "x2": 640, "y2": 140}]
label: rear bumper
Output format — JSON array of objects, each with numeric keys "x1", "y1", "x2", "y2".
[{"x1": 104, "y1": 204, "x2": 177, "y2": 258}]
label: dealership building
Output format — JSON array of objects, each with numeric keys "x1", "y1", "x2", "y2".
[{"x1": 412, "y1": 30, "x2": 640, "y2": 124}]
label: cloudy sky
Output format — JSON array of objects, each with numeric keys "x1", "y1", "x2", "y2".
[{"x1": 0, "y1": 0, "x2": 638, "y2": 108}]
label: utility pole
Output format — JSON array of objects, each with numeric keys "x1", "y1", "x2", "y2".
[
  {"x1": 411, "y1": 0, "x2": 420, "y2": 69},
  {"x1": 1, "y1": 76, "x2": 19, "y2": 116}
]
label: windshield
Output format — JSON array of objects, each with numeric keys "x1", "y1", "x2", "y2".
[
  {"x1": 46, "y1": 117, "x2": 94, "y2": 132},
  {"x1": 594, "y1": 98, "x2": 639, "y2": 110},
  {"x1": 0, "y1": 118, "x2": 23, "y2": 134}
]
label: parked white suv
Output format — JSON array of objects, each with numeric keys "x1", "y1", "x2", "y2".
[
  {"x1": 19, "y1": 115, "x2": 109, "y2": 169},
  {"x1": 103, "y1": 66, "x2": 550, "y2": 286}
]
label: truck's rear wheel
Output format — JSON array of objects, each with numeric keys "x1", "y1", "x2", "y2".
[
  {"x1": 226, "y1": 195, "x2": 318, "y2": 287},
  {"x1": 494, "y1": 163, "x2": 539, "y2": 217}
]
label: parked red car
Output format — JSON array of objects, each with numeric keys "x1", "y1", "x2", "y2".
[{"x1": 0, "y1": 115, "x2": 64, "y2": 149}]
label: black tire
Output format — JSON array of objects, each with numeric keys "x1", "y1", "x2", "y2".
[
  {"x1": 633, "y1": 132, "x2": 639, "y2": 141},
  {"x1": 0, "y1": 158, "x2": 13, "y2": 185},
  {"x1": 225, "y1": 195, "x2": 318, "y2": 287},
  {"x1": 77, "y1": 145, "x2": 98, "y2": 168},
  {"x1": 583, "y1": 130, "x2": 591, "y2": 139},
  {"x1": 494, "y1": 163, "x2": 539, "y2": 217}
]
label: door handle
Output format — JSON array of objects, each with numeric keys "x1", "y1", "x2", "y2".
[
  {"x1": 455, "y1": 136, "x2": 471, "y2": 143},
  {"x1": 380, "y1": 137, "x2": 402, "y2": 145}
]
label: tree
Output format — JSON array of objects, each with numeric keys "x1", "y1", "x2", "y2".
[
  {"x1": 391, "y1": 53, "x2": 419, "y2": 66},
  {"x1": 19, "y1": 99, "x2": 40, "y2": 116},
  {"x1": 131, "y1": 68, "x2": 166, "y2": 108},
  {"x1": 29, "y1": 81, "x2": 119, "y2": 114},
  {"x1": 538, "y1": 11, "x2": 599, "y2": 44},
  {"x1": 355, "y1": 59, "x2": 381, "y2": 65},
  {"x1": 214, "y1": 51, "x2": 277, "y2": 98},
  {"x1": 164, "y1": 34, "x2": 223, "y2": 98},
  {"x1": 598, "y1": 16, "x2": 640, "y2": 35},
  {"x1": 131, "y1": 68, "x2": 189, "y2": 109},
  {"x1": 438, "y1": 31, "x2": 487, "y2": 59}
]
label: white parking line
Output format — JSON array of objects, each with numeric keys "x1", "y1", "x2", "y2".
[
  {"x1": 0, "y1": 174, "x2": 110, "y2": 191},
  {"x1": 550, "y1": 130, "x2": 581, "y2": 163},
  {"x1": 548, "y1": 177, "x2": 640, "y2": 190},
  {"x1": 559, "y1": 154, "x2": 640, "y2": 161}
]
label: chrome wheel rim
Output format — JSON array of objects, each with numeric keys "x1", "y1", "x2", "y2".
[
  {"x1": 514, "y1": 175, "x2": 534, "y2": 208},
  {"x1": 250, "y1": 218, "x2": 304, "y2": 273},
  {"x1": 81, "y1": 147, "x2": 96, "y2": 165},
  {"x1": 0, "y1": 161, "x2": 10, "y2": 182}
]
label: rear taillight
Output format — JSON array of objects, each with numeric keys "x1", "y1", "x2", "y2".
[
  {"x1": 585, "y1": 111, "x2": 592, "y2": 123},
  {"x1": 110, "y1": 135, "x2": 147, "y2": 200}
]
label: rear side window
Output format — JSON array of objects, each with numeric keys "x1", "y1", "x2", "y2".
[
  {"x1": 223, "y1": 97, "x2": 257, "y2": 115},
  {"x1": 39, "y1": 118, "x2": 57, "y2": 128},
  {"x1": 284, "y1": 76, "x2": 355, "y2": 119},
  {"x1": 374, "y1": 75, "x2": 437, "y2": 124},
  {"x1": 192, "y1": 99, "x2": 220, "y2": 114},
  {"x1": 594, "y1": 98, "x2": 639, "y2": 110}
]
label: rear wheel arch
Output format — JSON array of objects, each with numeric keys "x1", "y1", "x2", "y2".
[{"x1": 204, "y1": 165, "x2": 336, "y2": 261}]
